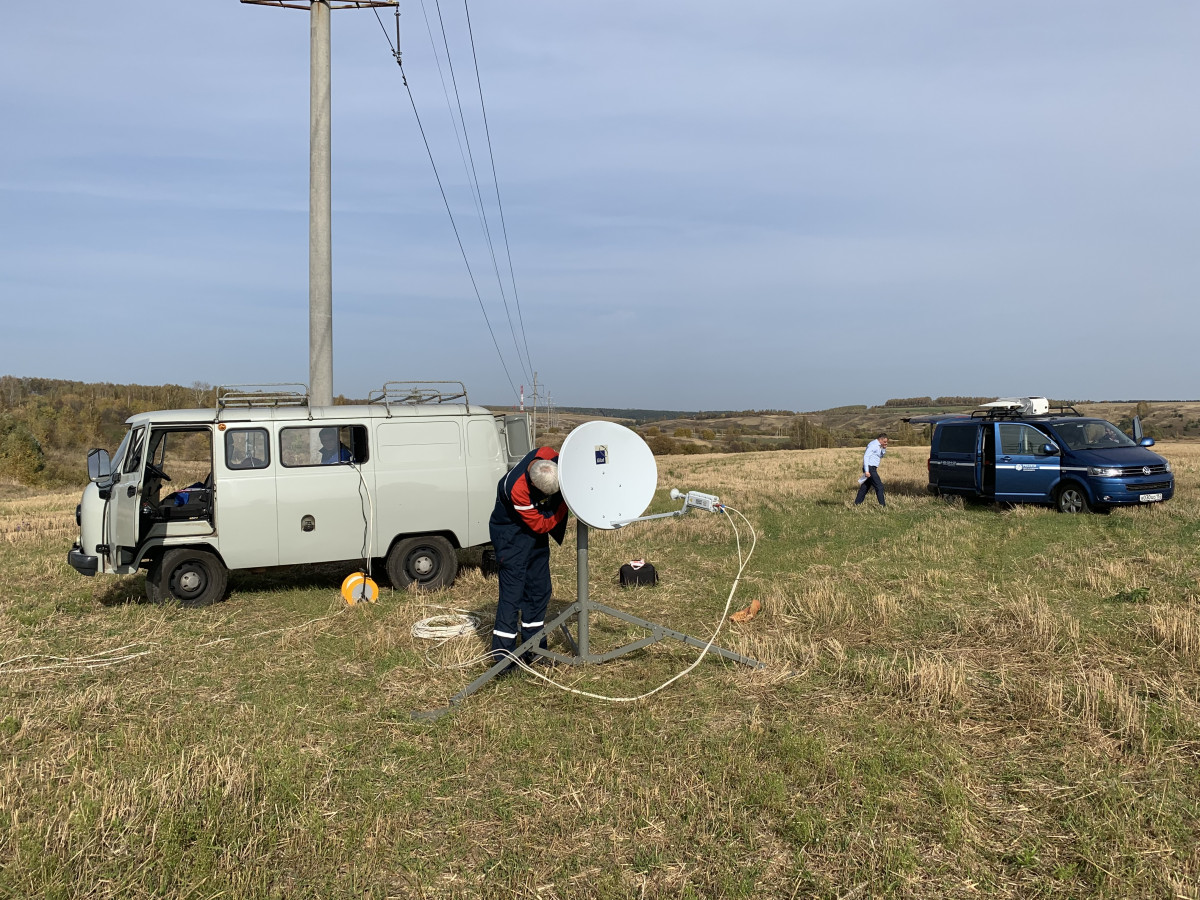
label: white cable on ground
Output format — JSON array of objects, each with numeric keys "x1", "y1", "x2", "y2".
[
  {"x1": 0, "y1": 644, "x2": 157, "y2": 674},
  {"x1": 410, "y1": 605, "x2": 494, "y2": 670},
  {"x1": 412, "y1": 613, "x2": 481, "y2": 640},
  {"x1": 5, "y1": 602, "x2": 352, "y2": 675},
  {"x1": 497, "y1": 504, "x2": 758, "y2": 702}
]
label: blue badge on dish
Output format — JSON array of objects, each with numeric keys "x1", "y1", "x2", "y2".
[{"x1": 595, "y1": 446, "x2": 608, "y2": 465}]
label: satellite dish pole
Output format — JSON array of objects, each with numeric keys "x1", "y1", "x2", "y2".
[
  {"x1": 416, "y1": 422, "x2": 762, "y2": 720},
  {"x1": 241, "y1": 0, "x2": 398, "y2": 406}
]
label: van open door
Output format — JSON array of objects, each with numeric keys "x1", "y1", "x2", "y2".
[
  {"x1": 106, "y1": 424, "x2": 150, "y2": 573},
  {"x1": 500, "y1": 414, "x2": 533, "y2": 467}
]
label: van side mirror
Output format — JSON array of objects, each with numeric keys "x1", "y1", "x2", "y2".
[
  {"x1": 1139, "y1": 437, "x2": 1155, "y2": 447},
  {"x1": 1041, "y1": 443, "x2": 1059, "y2": 456},
  {"x1": 87, "y1": 448, "x2": 112, "y2": 482},
  {"x1": 1132, "y1": 415, "x2": 1144, "y2": 443}
]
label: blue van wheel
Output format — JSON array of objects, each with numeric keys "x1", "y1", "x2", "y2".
[{"x1": 1056, "y1": 484, "x2": 1090, "y2": 514}]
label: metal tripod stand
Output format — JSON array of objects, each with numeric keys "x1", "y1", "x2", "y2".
[{"x1": 414, "y1": 519, "x2": 762, "y2": 721}]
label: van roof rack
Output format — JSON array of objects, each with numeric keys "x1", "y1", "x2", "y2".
[
  {"x1": 367, "y1": 381, "x2": 469, "y2": 410},
  {"x1": 970, "y1": 404, "x2": 1081, "y2": 420},
  {"x1": 217, "y1": 384, "x2": 310, "y2": 409}
]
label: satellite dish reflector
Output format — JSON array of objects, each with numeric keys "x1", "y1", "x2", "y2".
[{"x1": 558, "y1": 421, "x2": 657, "y2": 529}]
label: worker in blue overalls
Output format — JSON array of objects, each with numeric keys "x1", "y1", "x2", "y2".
[{"x1": 489, "y1": 446, "x2": 569, "y2": 669}]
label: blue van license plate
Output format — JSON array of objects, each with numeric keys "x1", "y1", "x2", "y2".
[{"x1": 1140, "y1": 493, "x2": 1163, "y2": 502}]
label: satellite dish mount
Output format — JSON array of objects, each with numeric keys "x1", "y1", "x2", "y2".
[{"x1": 417, "y1": 422, "x2": 762, "y2": 719}]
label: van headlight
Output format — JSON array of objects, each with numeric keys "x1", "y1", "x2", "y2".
[
  {"x1": 1087, "y1": 466, "x2": 1121, "y2": 477},
  {"x1": 1165, "y1": 461, "x2": 1172, "y2": 473}
]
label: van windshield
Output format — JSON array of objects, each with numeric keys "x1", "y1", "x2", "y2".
[
  {"x1": 1050, "y1": 419, "x2": 1137, "y2": 451},
  {"x1": 109, "y1": 429, "x2": 133, "y2": 473}
]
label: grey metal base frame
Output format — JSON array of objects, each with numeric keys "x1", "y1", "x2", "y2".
[{"x1": 413, "y1": 521, "x2": 763, "y2": 721}]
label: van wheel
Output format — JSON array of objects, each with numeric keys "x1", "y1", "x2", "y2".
[
  {"x1": 1056, "y1": 484, "x2": 1090, "y2": 514},
  {"x1": 480, "y1": 546, "x2": 499, "y2": 577},
  {"x1": 151, "y1": 548, "x2": 228, "y2": 607},
  {"x1": 387, "y1": 536, "x2": 458, "y2": 591}
]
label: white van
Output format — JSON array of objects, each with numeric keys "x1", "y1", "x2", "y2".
[{"x1": 67, "y1": 382, "x2": 532, "y2": 605}]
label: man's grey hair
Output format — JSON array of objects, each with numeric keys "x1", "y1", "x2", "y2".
[{"x1": 528, "y1": 459, "x2": 560, "y2": 494}]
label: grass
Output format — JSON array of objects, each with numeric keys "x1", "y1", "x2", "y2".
[{"x1": 2, "y1": 445, "x2": 1200, "y2": 898}]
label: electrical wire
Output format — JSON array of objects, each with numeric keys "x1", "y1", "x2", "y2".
[
  {"x1": 353, "y1": 457, "x2": 376, "y2": 598},
  {"x1": 422, "y1": 0, "x2": 532, "y2": 384},
  {"x1": 372, "y1": 4, "x2": 525, "y2": 403},
  {"x1": 410, "y1": 606, "x2": 492, "y2": 670},
  {"x1": 461, "y1": 0, "x2": 534, "y2": 380},
  {"x1": 412, "y1": 613, "x2": 480, "y2": 639},
  {"x1": 420, "y1": 506, "x2": 760, "y2": 700},
  {"x1": 0, "y1": 644, "x2": 157, "y2": 675},
  {"x1": 499, "y1": 505, "x2": 758, "y2": 702}
]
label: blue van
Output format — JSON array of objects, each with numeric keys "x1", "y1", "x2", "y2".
[{"x1": 925, "y1": 401, "x2": 1173, "y2": 513}]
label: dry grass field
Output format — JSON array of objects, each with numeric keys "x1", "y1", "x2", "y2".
[{"x1": 2, "y1": 445, "x2": 1199, "y2": 898}]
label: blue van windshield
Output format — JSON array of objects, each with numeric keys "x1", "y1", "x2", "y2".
[{"x1": 1049, "y1": 419, "x2": 1137, "y2": 451}]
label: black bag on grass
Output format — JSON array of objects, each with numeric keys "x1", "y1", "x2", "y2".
[{"x1": 619, "y1": 559, "x2": 658, "y2": 587}]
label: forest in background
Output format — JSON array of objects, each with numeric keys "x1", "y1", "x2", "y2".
[{"x1": 1, "y1": 375, "x2": 1194, "y2": 487}]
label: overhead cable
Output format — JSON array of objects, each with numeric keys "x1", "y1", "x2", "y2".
[
  {"x1": 372, "y1": 6, "x2": 520, "y2": 401},
  {"x1": 461, "y1": 0, "x2": 535, "y2": 384},
  {"x1": 423, "y1": 0, "x2": 533, "y2": 383}
]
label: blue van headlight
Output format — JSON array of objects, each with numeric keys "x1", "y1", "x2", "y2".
[
  {"x1": 1165, "y1": 461, "x2": 1172, "y2": 472},
  {"x1": 1087, "y1": 466, "x2": 1121, "y2": 477}
]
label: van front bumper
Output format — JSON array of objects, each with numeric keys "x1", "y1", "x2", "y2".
[
  {"x1": 1091, "y1": 478, "x2": 1175, "y2": 506},
  {"x1": 68, "y1": 543, "x2": 98, "y2": 577}
]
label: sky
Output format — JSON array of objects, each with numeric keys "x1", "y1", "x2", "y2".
[{"x1": 2, "y1": 1, "x2": 1198, "y2": 411}]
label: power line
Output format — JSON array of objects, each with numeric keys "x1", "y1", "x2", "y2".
[
  {"x1": 461, "y1": 0, "x2": 535, "y2": 385},
  {"x1": 373, "y1": 6, "x2": 519, "y2": 401},
  {"x1": 421, "y1": 0, "x2": 533, "y2": 384}
]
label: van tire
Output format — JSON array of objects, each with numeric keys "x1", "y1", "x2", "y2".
[
  {"x1": 150, "y1": 548, "x2": 228, "y2": 606},
  {"x1": 387, "y1": 536, "x2": 457, "y2": 591},
  {"x1": 1056, "y1": 484, "x2": 1090, "y2": 514}
]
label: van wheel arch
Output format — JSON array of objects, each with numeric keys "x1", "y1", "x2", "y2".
[
  {"x1": 146, "y1": 546, "x2": 229, "y2": 606},
  {"x1": 385, "y1": 534, "x2": 458, "y2": 591},
  {"x1": 1055, "y1": 482, "x2": 1091, "y2": 514}
]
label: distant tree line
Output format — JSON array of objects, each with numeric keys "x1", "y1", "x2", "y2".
[
  {"x1": 0, "y1": 376, "x2": 214, "y2": 485},
  {"x1": 882, "y1": 396, "x2": 996, "y2": 408}
]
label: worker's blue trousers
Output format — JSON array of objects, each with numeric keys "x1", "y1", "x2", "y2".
[{"x1": 489, "y1": 525, "x2": 552, "y2": 665}]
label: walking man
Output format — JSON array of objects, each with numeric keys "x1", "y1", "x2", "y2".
[
  {"x1": 854, "y1": 432, "x2": 888, "y2": 507},
  {"x1": 489, "y1": 447, "x2": 569, "y2": 669}
]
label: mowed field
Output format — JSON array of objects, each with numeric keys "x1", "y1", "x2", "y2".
[{"x1": 2, "y1": 445, "x2": 1199, "y2": 899}]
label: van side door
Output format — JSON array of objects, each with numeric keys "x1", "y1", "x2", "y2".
[
  {"x1": 931, "y1": 423, "x2": 980, "y2": 494},
  {"x1": 994, "y1": 423, "x2": 1061, "y2": 501},
  {"x1": 215, "y1": 426, "x2": 279, "y2": 570},
  {"x1": 275, "y1": 424, "x2": 372, "y2": 566}
]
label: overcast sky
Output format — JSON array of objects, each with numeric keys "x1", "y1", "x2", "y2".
[{"x1": 2, "y1": 2, "x2": 1198, "y2": 411}]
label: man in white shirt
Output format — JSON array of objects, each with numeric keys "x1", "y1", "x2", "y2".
[{"x1": 854, "y1": 433, "x2": 889, "y2": 507}]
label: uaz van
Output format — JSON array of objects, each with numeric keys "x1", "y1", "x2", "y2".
[
  {"x1": 68, "y1": 382, "x2": 532, "y2": 605},
  {"x1": 924, "y1": 398, "x2": 1173, "y2": 513}
]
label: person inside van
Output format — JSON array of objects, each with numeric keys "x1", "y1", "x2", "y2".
[{"x1": 319, "y1": 428, "x2": 352, "y2": 465}]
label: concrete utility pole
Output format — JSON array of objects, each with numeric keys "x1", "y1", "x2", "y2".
[{"x1": 241, "y1": 0, "x2": 397, "y2": 407}]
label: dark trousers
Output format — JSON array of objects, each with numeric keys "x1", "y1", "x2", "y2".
[
  {"x1": 855, "y1": 466, "x2": 885, "y2": 506},
  {"x1": 489, "y1": 524, "x2": 552, "y2": 665}
]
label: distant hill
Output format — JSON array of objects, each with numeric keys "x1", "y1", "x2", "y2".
[{"x1": 3, "y1": 375, "x2": 1197, "y2": 487}]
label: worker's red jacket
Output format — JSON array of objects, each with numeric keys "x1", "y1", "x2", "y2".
[{"x1": 492, "y1": 446, "x2": 569, "y2": 543}]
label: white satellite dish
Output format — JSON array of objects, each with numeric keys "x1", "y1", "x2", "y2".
[{"x1": 558, "y1": 421, "x2": 658, "y2": 530}]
